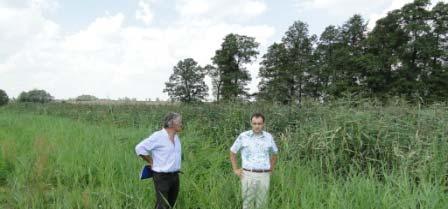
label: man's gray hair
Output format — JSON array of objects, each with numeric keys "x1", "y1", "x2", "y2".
[{"x1": 163, "y1": 112, "x2": 181, "y2": 128}]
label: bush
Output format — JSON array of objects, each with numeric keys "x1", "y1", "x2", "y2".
[
  {"x1": 0, "y1": 89, "x2": 8, "y2": 106},
  {"x1": 18, "y1": 89, "x2": 54, "y2": 103},
  {"x1": 75, "y1": 95, "x2": 98, "y2": 101}
]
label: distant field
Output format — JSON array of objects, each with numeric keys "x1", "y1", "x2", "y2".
[
  {"x1": 62, "y1": 99, "x2": 175, "y2": 106},
  {"x1": 0, "y1": 101, "x2": 447, "y2": 208}
]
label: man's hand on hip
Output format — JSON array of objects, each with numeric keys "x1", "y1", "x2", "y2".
[{"x1": 233, "y1": 168, "x2": 243, "y2": 178}]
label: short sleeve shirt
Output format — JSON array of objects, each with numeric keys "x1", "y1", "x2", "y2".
[{"x1": 230, "y1": 130, "x2": 278, "y2": 170}]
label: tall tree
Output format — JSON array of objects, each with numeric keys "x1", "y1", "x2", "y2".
[
  {"x1": 210, "y1": 33, "x2": 259, "y2": 101},
  {"x1": 164, "y1": 58, "x2": 209, "y2": 102},
  {"x1": 334, "y1": 14, "x2": 369, "y2": 96},
  {"x1": 396, "y1": 0, "x2": 432, "y2": 99},
  {"x1": 364, "y1": 9, "x2": 407, "y2": 99},
  {"x1": 313, "y1": 25, "x2": 342, "y2": 100},
  {"x1": 282, "y1": 21, "x2": 316, "y2": 104},
  {"x1": 258, "y1": 43, "x2": 291, "y2": 103},
  {"x1": 425, "y1": 2, "x2": 448, "y2": 101},
  {"x1": 205, "y1": 64, "x2": 223, "y2": 102}
]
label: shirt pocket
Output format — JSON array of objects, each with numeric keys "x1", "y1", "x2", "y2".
[
  {"x1": 241, "y1": 140, "x2": 250, "y2": 149},
  {"x1": 259, "y1": 141, "x2": 271, "y2": 153}
]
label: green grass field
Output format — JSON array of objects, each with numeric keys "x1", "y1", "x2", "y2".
[{"x1": 0, "y1": 101, "x2": 447, "y2": 208}]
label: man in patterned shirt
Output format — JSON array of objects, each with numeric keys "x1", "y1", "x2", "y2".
[{"x1": 230, "y1": 112, "x2": 278, "y2": 209}]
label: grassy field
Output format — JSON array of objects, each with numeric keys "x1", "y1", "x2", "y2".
[{"x1": 0, "y1": 100, "x2": 447, "y2": 209}]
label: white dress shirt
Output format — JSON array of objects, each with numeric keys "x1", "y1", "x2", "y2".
[
  {"x1": 230, "y1": 130, "x2": 278, "y2": 170},
  {"x1": 135, "y1": 129, "x2": 181, "y2": 172}
]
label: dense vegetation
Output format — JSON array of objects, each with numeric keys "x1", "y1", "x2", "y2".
[{"x1": 0, "y1": 100, "x2": 447, "y2": 208}]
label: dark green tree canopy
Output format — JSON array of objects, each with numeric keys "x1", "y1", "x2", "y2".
[
  {"x1": 258, "y1": 43, "x2": 291, "y2": 103},
  {"x1": 257, "y1": 0, "x2": 447, "y2": 104},
  {"x1": 164, "y1": 58, "x2": 208, "y2": 103},
  {"x1": 75, "y1": 95, "x2": 98, "y2": 101},
  {"x1": 18, "y1": 89, "x2": 54, "y2": 103},
  {"x1": 258, "y1": 21, "x2": 315, "y2": 104},
  {"x1": 0, "y1": 89, "x2": 8, "y2": 106},
  {"x1": 210, "y1": 33, "x2": 259, "y2": 101}
]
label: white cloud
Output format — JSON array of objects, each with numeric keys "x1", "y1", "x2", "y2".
[
  {"x1": 135, "y1": 0, "x2": 154, "y2": 25},
  {"x1": 367, "y1": 0, "x2": 447, "y2": 29},
  {"x1": 176, "y1": 0, "x2": 267, "y2": 21},
  {"x1": 0, "y1": 0, "x2": 29, "y2": 8},
  {"x1": 0, "y1": 2, "x2": 60, "y2": 70},
  {"x1": 0, "y1": 0, "x2": 275, "y2": 100},
  {"x1": 0, "y1": 0, "x2": 57, "y2": 10},
  {"x1": 298, "y1": 0, "x2": 390, "y2": 15},
  {"x1": 298, "y1": 0, "x2": 447, "y2": 30},
  {"x1": 30, "y1": 0, "x2": 58, "y2": 11},
  {"x1": 63, "y1": 14, "x2": 124, "y2": 51}
]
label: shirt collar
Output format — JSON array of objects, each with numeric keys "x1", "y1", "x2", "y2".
[
  {"x1": 162, "y1": 128, "x2": 177, "y2": 138},
  {"x1": 248, "y1": 130, "x2": 265, "y2": 138},
  {"x1": 162, "y1": 128, "x2": 168, "y2": 136}
]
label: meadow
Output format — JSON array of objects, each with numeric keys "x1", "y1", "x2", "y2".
[{"x1": 0, "y1": 99, "x2": 447, "y2": 209}]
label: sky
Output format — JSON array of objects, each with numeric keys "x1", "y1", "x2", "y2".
[{"x1": 0, "y1": 0, "x2": 446, "y2": 100}]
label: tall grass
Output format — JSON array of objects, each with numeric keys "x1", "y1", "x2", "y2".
[{"x1": 0, "y1": 100, "x2": 447, "y2": 208}]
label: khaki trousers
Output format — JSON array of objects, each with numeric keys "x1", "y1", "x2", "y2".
[{"x1": 241, "y1": 170, "x2": 270, "y2": 209}]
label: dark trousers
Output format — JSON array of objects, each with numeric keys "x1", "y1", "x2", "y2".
[{"x1": 153, "y1": 172, "x2": 179, "y2": 209}]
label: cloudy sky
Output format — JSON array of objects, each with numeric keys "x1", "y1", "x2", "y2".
[{"x1": 0, "y1": 0, "x2": 446, "y2": 100}]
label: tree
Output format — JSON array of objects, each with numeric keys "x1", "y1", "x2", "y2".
[
  {"x1": 0, "y1": 89, "x2": 8, "y2": 106},
  {"x1": 210, "y1": 33, "x2": 259, "y2": 101},
  {"x1": 18, "y1": 89, "x2": 54, "y2": 103},
  {"x1": 258, "y1": 0, "x2": 447, "y2": 103},
  {"x1": 396, "y1": 0, "x2": 432, "y2": 100},
  {"x1": 362, "y1": 0, "x2": 447, "y2": 102},
  {"x1": 205, "y1": 64, "x2": 222, "y2": 101},
  {"x1": 164, "y1": 58, "x2": 209, "y2": 102},
  {"x1": 258, "y1": 21, "x2": 317, "y2": 104},
  {"x1": 75, "y1": 95, "x2": 98, "y2": 101},
  {"x1": 258, "y1": 43, "x2": 291, "y2": 103},
  {"x1": 424, "y1": 2, "x2": 448, "y2": 101},
  {"x1": 334, "y1": 14, "x2": 369, "y2": 96},
  {"x1": 313, "y1": 25, "x2": 342, "y2": 100},
  {"x1": 281, "y1": 20, "x2": 316, "y2": 104},
  {"x1": 364, "y1": 9, "x2": 407, "y2": 99}
]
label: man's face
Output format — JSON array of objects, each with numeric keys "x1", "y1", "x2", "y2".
[
  {"x1": 173, "y1": 117, "x2": 183, "y2": 132},
  {"x1": 251, "y1": 117, "x2": 264, "y2": 134}
]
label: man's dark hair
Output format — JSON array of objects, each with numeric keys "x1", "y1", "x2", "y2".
[{"x1": 251, "y1": 112, "x2": 265, "y2": 122}]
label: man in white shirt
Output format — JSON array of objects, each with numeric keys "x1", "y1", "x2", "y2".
[
  {"x1": 135, "y1": 112, "x2": 182, "y2": 209},
  {"x1": 230, "y1": 113, "x2": 278, "y2": 209}
]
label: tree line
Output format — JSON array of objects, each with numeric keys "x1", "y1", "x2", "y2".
[
  {"x1": 164, "y1": 0, "x2": 447, "y2": 104},
  {"x1": 1, "y1": 0, "x2": 445, "y2": 106}
]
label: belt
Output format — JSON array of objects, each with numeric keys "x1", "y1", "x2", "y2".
[
  {"x1": 153, "y1": 171, "x2": 182, "y2": 175},
  {"x1": 243, "y1": 168, "x2": 271, "y2": 173}
]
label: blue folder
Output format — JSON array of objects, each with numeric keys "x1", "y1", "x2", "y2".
[{"x1": 140, "y1": 165, "x2": 153, "y2": 180}]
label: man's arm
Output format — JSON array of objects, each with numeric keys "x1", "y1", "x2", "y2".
[
  {"x1": 135, "y1": 135, "x2": 156, "y2": 166},
  {"x1": 270, "y1": 154, "x2": 277, "y2": 173},
  {"x1": 139, "y1": 155, "x2": 153, "y2": 166},
  {"x1": 230, "y1": 152, "x2": 242, "y2": 177}
]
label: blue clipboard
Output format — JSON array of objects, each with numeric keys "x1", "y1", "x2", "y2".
[{"x1": 140, "y1": 165, "x2": 153, "y2": 180}]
